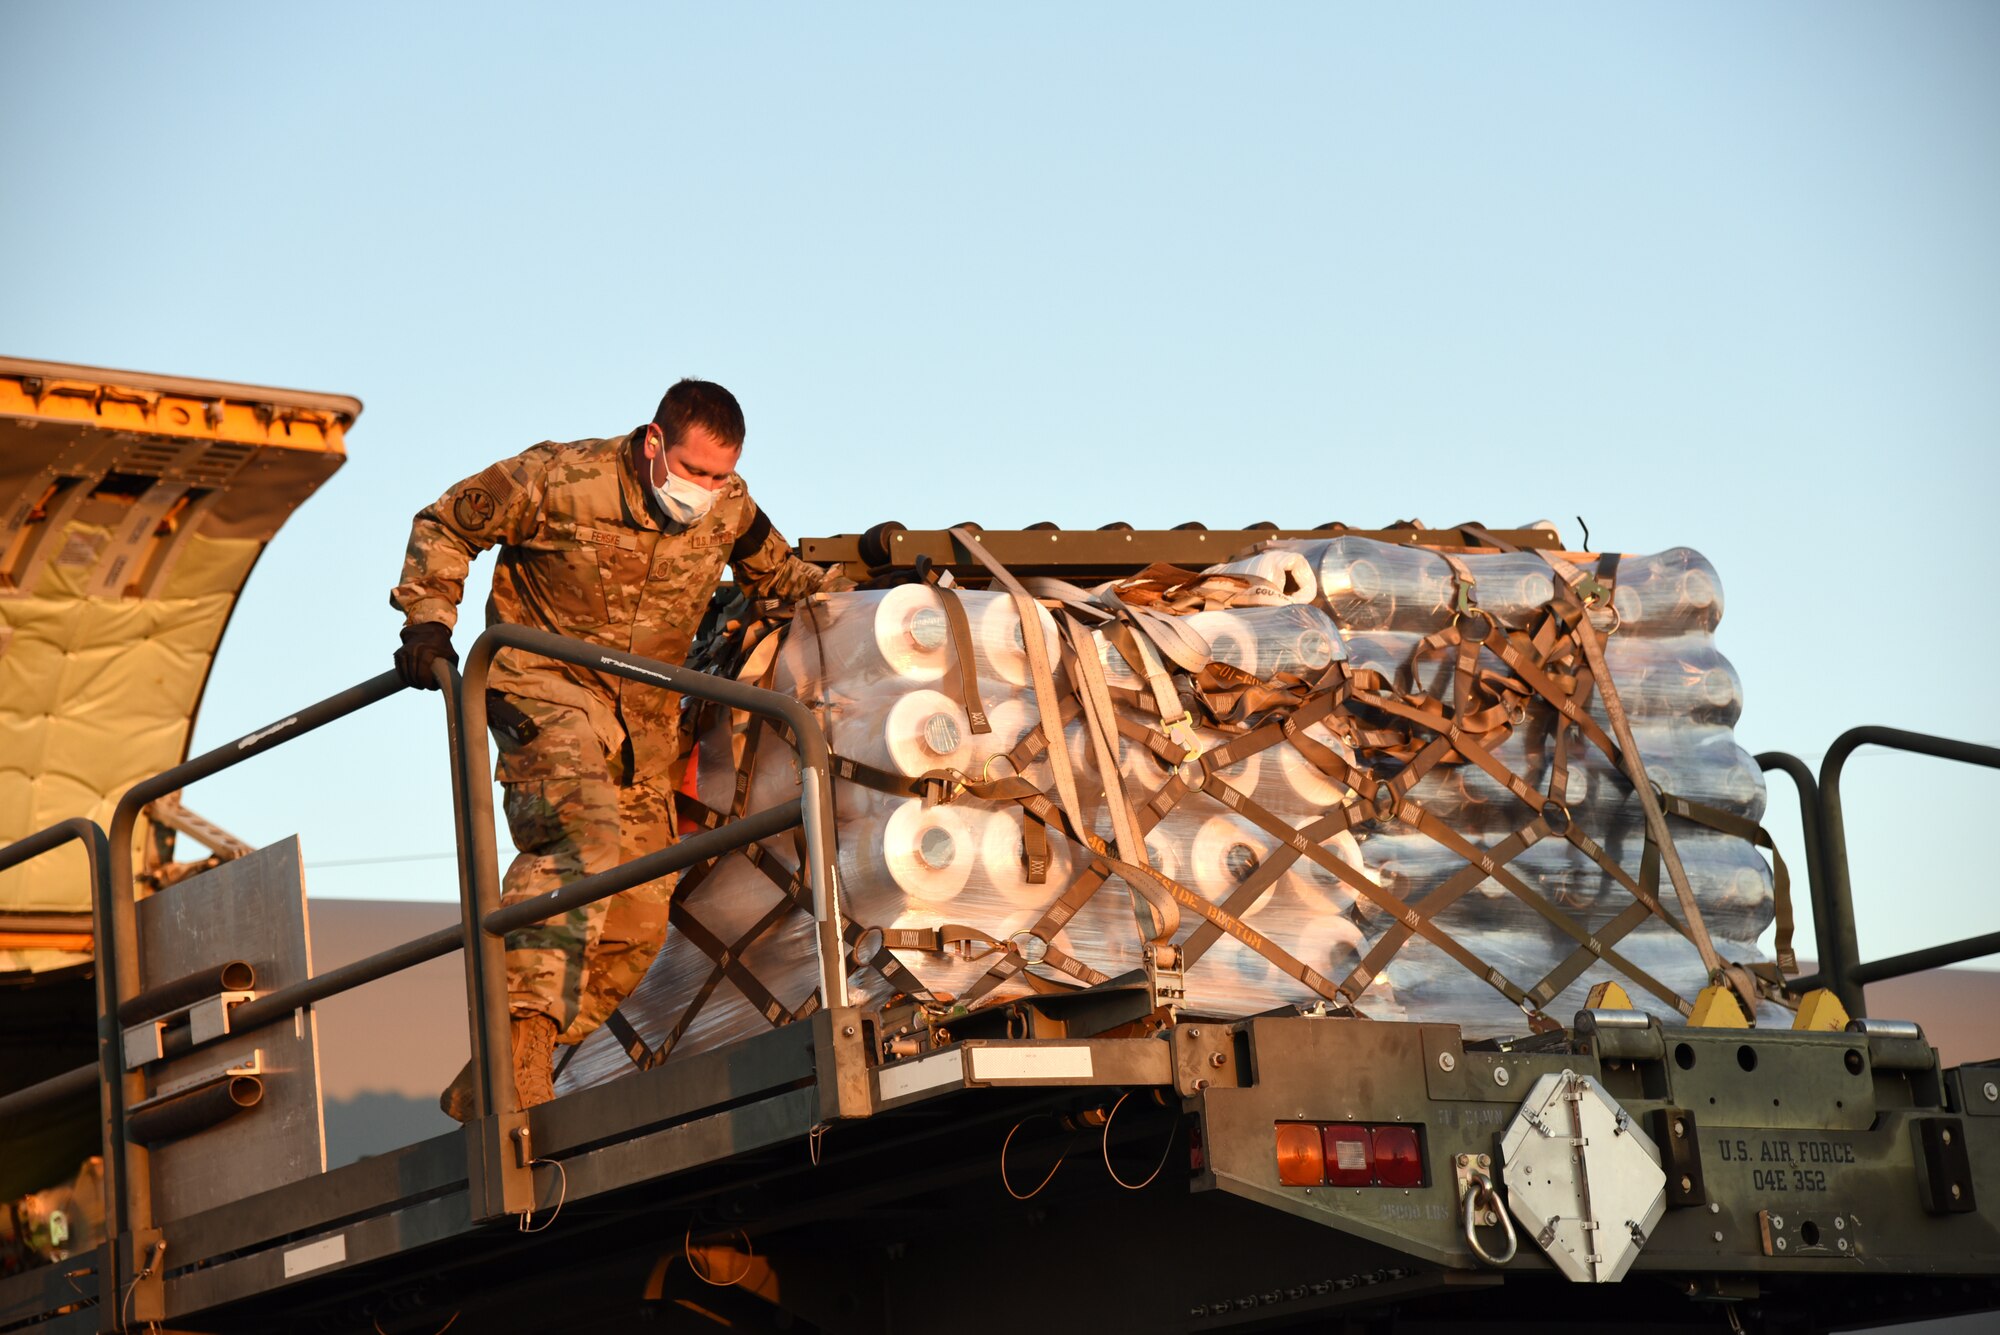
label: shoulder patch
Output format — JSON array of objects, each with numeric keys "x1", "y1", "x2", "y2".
[
  {"x1": 450, "y1": 462, "x2": 517, "y2": 533},
  {"x1": 476, "y1": 462, "x2": 517, "y2": 502}
]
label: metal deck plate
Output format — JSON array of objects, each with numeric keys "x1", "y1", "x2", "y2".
[{"x1": 136, "y1": 836, "x2": 323, "y2": 1219}]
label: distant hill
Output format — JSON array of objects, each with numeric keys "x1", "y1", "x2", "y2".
[{"x1": 308, "y1": 899, "x2": 466, "y2": 1167}]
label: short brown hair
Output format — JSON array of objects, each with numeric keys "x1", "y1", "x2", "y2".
[{"x1": 653, "y1": 378, "x2": 746, "y2": 449}]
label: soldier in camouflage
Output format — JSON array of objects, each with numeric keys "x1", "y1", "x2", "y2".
[{"x1": 390, "y1": 379, "x2": 829, "y2": 1118}]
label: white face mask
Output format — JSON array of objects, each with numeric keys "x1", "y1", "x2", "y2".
[{"x1": 651, "y1": 464, "x2": 718, "y2": 526}]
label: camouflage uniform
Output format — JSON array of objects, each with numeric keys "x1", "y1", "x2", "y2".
[{"x1": 392, "y1": 429, "x2": 824, "y2": 1043}]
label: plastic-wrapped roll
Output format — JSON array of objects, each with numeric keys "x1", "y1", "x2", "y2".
[
  {"x1": 1367, "y1": 926, "x2": 1558, "y2": 1008},
  {"x1": 1340, "y1": 627, "x2": 1745, "y2": 738},
  {"x1": 1274, "y1": 828, "x2": 1371, "y2": 919},
  {"x1": 1334, "y1": 629, "x2": 1418, "y2": 679},
  {"x1": 1582, "y1": 731, "x2": 1767, "y2": 824},
  {"x1": 1339, "y1": 838, "x2": 1428, "y2": 925},
  {"x1": 1269, "y1": 746, "x2": 1355, "y2": 815},
  {"x1": 1056, "y1": 719, "x2": 1176, "y2": 791},
  {"x1": 1348, "y1": 969, "x2": 1403, "y2": 1015},
  {"x1": 1095, "y1": 634, "x2": 1145, "y2": 686},
  {"x1": 1609, "y1": 549, "x2": 1723, "y2": 635},
  {"x1": 1578, "y1": 832, "x2": 1774, "y2": 942},
  {"x1": 1351, "y1": 826, "x2": 1774, "y2": 942},
  {"x1": 827, "y1": 689, "x2": 1044, "y2": 785},
  {"x1": 1274, "y1": 537, "x2": 1728, "y2": 641},
  {"x1": 1600, "y1": 633, "x2": 1743, "y2": 725},
  {"x1": 1255, "y1": 604, "x2": 1345, "y2": 676},
  {"x1": 1181, "y1": 604, "x2": 1346, "y2": 678},
  {"x1": 1316, "y1": 548, "x2": 1561, "y2": 632},
  {"x1": 821, "y1": 688, "x2": 981, "y2": 777},
  {"x1": 1180, "y1": 611, "x2": 1262, "y2": 676},
  {"x1": 976, "y1": 806, "x2": 1078, "y2": 907},
  {"x1": 836, "y1": 800, "x2": 975, "y2": 913},
  {"x1": 1471, "y1": 558, "x2": 1559, "y2": 627},
  {"x1": 1355, "y1": 831, "x2": 1600, "y2": 925},
  {"x1": 973, "y1": 592, "x2": 1064, "y2": 686},
  {"x1": 1191, "y1": 911, "x2": 1368, "y2": 1012},
  {"x1": 1192, "y1": 726, "x2": 1264, "y2": 800},
  {"x1": 1251, "y1": 716, "x2": 1359, "y2": 817},
  {"x1": 1096, "y1": 604, "x2": 1343, "y2": 687},
  {"x1": 775, "y1": 587, "x2": 1064, "y2": 694},
  {"x1": 774, "y1": 586, "x2": 943, "y2": 691},
  {"x1": 1392, "y1": 724, "x2": 1764, "y2": 834},
  {"x1": 1725, "y1": 859, "x2": 1771, "y2": 911},
  {"x1": 1334, "y1": 627, "x2": 1470, "y2": 701},
  {"x1": 1039, "y1": 872, "x2": 1149, "y2": 981},
  {"x1": 1311, "y1": 538, "x2": 1453, "y2": 632},
  {"x1": 1138, "y1": 811, "x2": 1284, "y2": 914},
  {"x1": 966, "y1": 697, "x2": 1039, "y2": 773},
  {"x1": 1203, "y1": 549, "x2": 1319, "y2": 604}
]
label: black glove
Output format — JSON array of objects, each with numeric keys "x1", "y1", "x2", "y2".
[{"x1": 394, "y1": 621, "x2": 458, "y2": 689}]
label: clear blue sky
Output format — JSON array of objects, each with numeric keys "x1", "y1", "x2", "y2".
[{"x1": 4, "y1": 3, "x2": 1995, "y2": 966}]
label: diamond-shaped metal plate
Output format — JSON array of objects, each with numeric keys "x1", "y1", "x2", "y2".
[{"x1": 1499, "y1": 1068, "x2": 1665, "y2": 1282}]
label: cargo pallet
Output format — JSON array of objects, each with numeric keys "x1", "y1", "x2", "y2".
[{"x1": 1, "y1": 533, "x2": 1997, "y2": 1334}]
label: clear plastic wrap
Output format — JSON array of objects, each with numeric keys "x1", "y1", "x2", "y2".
[
  {"x1": 1295, "y1": 538, "x2": 1723, "y2": 638},
  {"x1": 1258, "y1": 534, "x2": 1777, "y2": 1033},
  {"x1": 558, "y1": 535, "x2": 1780, "y2": 1093}
]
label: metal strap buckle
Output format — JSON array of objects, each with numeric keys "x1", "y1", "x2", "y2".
[
  {"x1": 1162, "y1": 712, "x2": 1204, "y2": 762},
  {"x1": 1573, "y1": 574, "x2": 1610, "y2": 607}
]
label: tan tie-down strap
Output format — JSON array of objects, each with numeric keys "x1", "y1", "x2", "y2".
[{"x1": 923, "y1": 570, "x2": 993, "y2": 737}]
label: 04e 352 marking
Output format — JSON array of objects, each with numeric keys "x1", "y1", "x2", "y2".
[{"x1": 1716, "y1": 1136, "x2": 1856, "y2": 1192}]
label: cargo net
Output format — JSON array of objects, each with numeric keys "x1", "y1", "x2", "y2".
[{"x1": 558, "y1": 527, "x2": 1793, "y2": 1090}]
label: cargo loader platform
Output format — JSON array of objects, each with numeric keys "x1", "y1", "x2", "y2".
[{"x1": 6, "y1": 984, "x2": 1998, "y2": 1333}]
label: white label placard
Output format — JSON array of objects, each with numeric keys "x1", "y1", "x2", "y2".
[
  {"x1": 969, "y1": 1046, "x2": 1094, "y2": 1081},
  {"x1": 877, "y1": 1051, "x2": 965, "y2": 1102},
  {"x1": 282, "y1": 1234, "x2": 347, "y2": 1278}
]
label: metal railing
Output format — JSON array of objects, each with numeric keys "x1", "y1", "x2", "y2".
[
  {"x1": 1754, "y1": 751, "x2": 1832, "y2": 995},
  {"x1": 0, "y1": 819, "x2": 112, "y2": 1121},
  {"x1": 455, "y1": 625, "x2": 846, "y2": 1143},
  {"x1": 1790, "y1": 727, "x2": 2000, "y2": 1017},
  {"x1": 0, "y1": 627, "x2": 843, "y2": 1328}
]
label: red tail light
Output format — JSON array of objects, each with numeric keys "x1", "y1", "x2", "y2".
[
  {"x1": 1272, "y1": 1122, "x2": 1427, "y2": 1189},
  {"x1": 1321, "y1": 1125, "x2": 1373, "y2": 1187},
  {"x1": 1274, "y1": 1123, "x2": 1324, "y2": 1186},
  {"x1": 1371, "y1": 1125, "x2": 1424, "y2": 1187}
]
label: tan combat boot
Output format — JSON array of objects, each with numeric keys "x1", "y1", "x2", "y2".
[
  {"x1": 437, "y1": 1012, "x2": 561, "y2": 1123},
  {"x1": 511, "y1": 1012, "x2": 558, "y2": 1109},
  {"x1": 439, "y1": 1060, "x2": 477, "y2": 1124}
]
